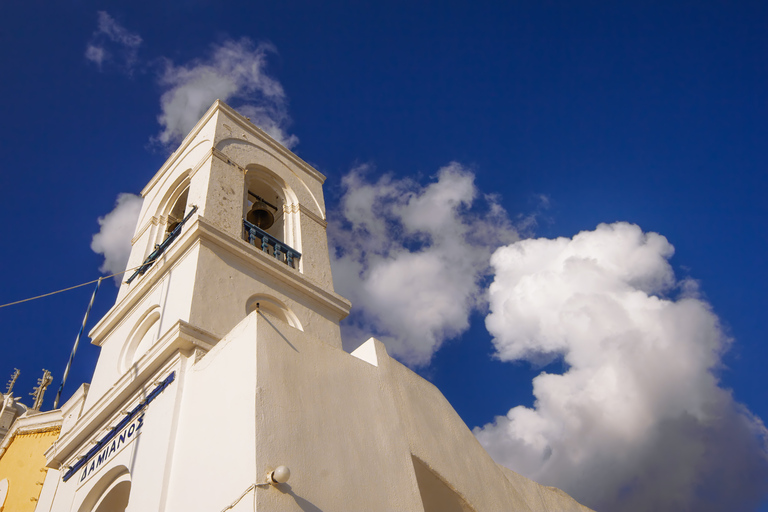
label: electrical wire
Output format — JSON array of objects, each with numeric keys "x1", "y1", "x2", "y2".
[
  {"x1": 0, "y1": 257, "x2": 163, "y2": 310},
  {"x1": 219, "y1": 482, "x2": 271, "y2": 512}
]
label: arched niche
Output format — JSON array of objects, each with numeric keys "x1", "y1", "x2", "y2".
[
  {"x1": 76, "y1": 466, "x2": 131, "y2": 512},
  {"x1": 120, "y1": 306, "x2": 161, "y2": 372},
  {"x1": 246, "y1": 294, "x2": 303, "y2": 331}
]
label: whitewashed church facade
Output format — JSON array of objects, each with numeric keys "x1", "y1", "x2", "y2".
[{"x1": 35, "y1": 101, "x2": 591, "y2": 512}]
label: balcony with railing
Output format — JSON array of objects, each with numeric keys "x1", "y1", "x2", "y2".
[
  {"x1": 243, "y1": 219, "x2": 301, "y2": 269},
  {"x1": 126, "y1": 206, "x2": 198, "y2": 284}
]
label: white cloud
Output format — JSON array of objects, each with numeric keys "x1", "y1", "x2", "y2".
[
  {"x1": 85, "y1": 12, "x2": 142, "y2": 72},
  {"x1": 330, "y1": 163, "x2": 518, "y2": 366},
  {"x1": 91, "y1": 194, "x2": 142, "y2": 282},
  {"x1": 83, "y1": 17, "x2": 295, "y2": 148},
  {"x1": 84, "y1": 45, "x2": 107, "y2": 67},
  {"x1": 474, "y1": 222, "x2": 768, "y2": 511},
  {"x1": 154, "y1": 38, "x2": 298, "y2": 149}
]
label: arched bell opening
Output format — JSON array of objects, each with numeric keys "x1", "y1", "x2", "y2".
[
  {"x1": 150, "y1": 172, "x2": 192, "y2": 250},
  {"x1": 242, "y1": 168, "x2": 302, "y2": 269},
  {"x1": 166, "y1": 186, "x2": 189, "y2": 236},
  {"x1": 244, "y1": 177, "x2": 284, "y2": 241}
]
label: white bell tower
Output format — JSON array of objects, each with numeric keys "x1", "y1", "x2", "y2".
[
  {"x1": 37, "y1": 101, "x2": 592, "y2": 512},
  {"x1": 39, "y1": 101, "x2": 357, "y2": 511},
  {"x1": 81, "y1": 100, "x2": 351, "y2": 412}
]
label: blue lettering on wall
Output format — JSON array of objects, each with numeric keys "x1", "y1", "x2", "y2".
[
  {"x1": 61, "y1": 370, "x2": 173, "y2": 483},
  {"x1": 78, "y1": 414, "x2": 147, "y2": 481}
]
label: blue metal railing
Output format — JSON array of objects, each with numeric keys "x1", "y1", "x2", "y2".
[
  {"x1": 243, "y1": 219, "x2": 301, "y2": 269},
  {"x1": 126, "y1": 206, "x2": 198, "y2": 284}
]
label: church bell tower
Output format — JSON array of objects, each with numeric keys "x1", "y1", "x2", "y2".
[
  {"x1": 84, "y1": 100, "x2": 351, "y2": 412},
  {"x1": 37, "y1": 100, "x2": 592, "y2": 512},
  {"x1": 39, "y1": 101, "x2": 357, "y2": 511}
]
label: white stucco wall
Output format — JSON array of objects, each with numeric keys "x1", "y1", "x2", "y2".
[{"x1": 158, "y1": 310, "x2": 591, "y2": 512}]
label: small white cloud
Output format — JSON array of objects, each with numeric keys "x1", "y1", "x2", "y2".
[
  {"x1": 330, "y1": 163, "x2": 518, "y2": 366},
  {"x1": 95, "y1": 11, "x2": 141, "y2": 48},
  {"x1": 154, "y1": 38, "x2": 297, "y2": 148},
  {"x1": 474, "y1": 222, "x2": 768, "y2": 511},
  {"x1": 91, "y1": 193, "x2": 142, "y2": 282},
  {"x1": 84, "y1": 44, "x2": 107, "y2": 68},
  {"x1": 84, "y1": 11, "x2": 142, "y2": 72}
]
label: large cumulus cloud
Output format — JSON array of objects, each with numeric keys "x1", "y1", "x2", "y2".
[
  {"x1": 475, "y1": 222, "x2": 768, "y2": 511},
  {"x1": 330, "y1": 163, "x2": 518, "y2": 366}
]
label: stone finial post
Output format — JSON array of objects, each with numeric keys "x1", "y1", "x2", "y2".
[
  {"x1": 30, "y1": 369, "x2": 52, "y2": 410},
  {"x1": 4, "y1": 368, "x2": 19, "y2": 395}
]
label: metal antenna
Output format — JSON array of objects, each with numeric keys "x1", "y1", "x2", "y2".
[
  {"x1": 31, "y1": 369, "x2": 52, "y2": 410},
  {"x1": 5, "y1": 368, "x2": 20, "y2": 395}
]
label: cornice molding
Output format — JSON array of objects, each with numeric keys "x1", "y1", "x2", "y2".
[
  {"x1": 0, "y1": 409, "x2": 63, "y2": 458},
  {"x1": 91, "y1": 214, "x2": 349, "y2": 344},
  {"x1": 193, "y1": 219, "x2": 350, "y2": 319}
]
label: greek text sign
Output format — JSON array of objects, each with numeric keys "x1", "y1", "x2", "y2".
[
  {"x1": 79, "y1": 415, "x2": 143, "y2": 483},
  {"x1": 62, "y1": 371, "x2": 175, "y2": 482}
]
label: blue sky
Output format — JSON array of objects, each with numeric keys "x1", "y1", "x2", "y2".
[{"x1": 1, "y1": 2, "x2": 766, "y2": 510}]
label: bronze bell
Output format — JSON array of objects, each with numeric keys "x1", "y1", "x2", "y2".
[{"x1": 247, "y1": 200, "x2": 275, "y2": 229}]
